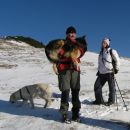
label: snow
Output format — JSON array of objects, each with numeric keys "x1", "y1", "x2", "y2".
[
  {"x1": 5, "y1": 40, "x2": 29, "y2": 47},
  {"x1": 0, "y1": 40, "x2": 130, "y2": 130}
]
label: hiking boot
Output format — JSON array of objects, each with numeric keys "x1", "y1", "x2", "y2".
[
  {"x1": 105, "y1": 101, "x2": 115, "y2": 106},
  {"x1": 92, "y1": 100, "x2": 102, "y2": 105},
  {"x1": 62, "y1": 114, "x2": 71, "y2": 124},
  {"x1": 72, "y1": 114, "x2": 80, "y2": 123},
  {"x1": 72, "y1": 116, "x2": 80, "y2": 122}
]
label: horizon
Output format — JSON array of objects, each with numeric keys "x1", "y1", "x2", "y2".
[{"x1": 0, "y1": 0, "x2": 130, "y2": 58}]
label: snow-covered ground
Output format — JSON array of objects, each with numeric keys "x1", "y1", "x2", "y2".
[{"x1": 0, "y1": 39, "x2": 130, "y2": 130}]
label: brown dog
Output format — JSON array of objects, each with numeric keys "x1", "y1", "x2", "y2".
[{"x1": 45, "y1": 36, "x2": 87, "y2": 64}]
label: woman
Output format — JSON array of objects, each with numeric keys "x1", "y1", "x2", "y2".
[{"x1": 93, "y1": 38, "x2": 120, "y2": 106}]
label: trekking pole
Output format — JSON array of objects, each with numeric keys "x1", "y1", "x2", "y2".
[
  {"x1": 114, "y1": 77, "x2": 128, "y2": 111},
  {"x1": 115, "y1": 88, "x2": 118, "y2": 111}
]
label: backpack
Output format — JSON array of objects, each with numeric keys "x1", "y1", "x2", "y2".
[{"x1": 110, "y1": 49, "x2": 116, "y2": 73}]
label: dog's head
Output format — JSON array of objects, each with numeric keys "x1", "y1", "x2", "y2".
[
  {"x1": 9, "y1": 93, "x2": 16, "y2": 103},
  {"x1": 76, "y1": 36, "x2": 87, "y2": 52}
]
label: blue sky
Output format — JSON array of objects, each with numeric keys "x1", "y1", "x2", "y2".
[{"x1": 0, "y1": 0, "x2": 130, "y2": 57}]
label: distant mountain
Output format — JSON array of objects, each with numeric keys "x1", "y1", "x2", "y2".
[{"x1": 5, "y1": 36, "x2": 45, "y2": 48}]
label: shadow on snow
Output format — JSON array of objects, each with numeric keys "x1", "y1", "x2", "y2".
[{"x1": 0, "y1": 99, "x2": 129, "y2": 130}]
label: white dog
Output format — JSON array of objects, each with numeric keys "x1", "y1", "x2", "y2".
[{"x1": 10, "y1": 83, "x2": 52, "y2": 108}]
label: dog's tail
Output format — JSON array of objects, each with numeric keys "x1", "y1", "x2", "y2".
[
  {"x1": 45, "y1": 39, "x2": 65, "y2": 64},
  {"x1": 45, "y1": 47, "x2": 57, "y2": 63}
]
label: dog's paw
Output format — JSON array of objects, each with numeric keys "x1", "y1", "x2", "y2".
[{"x1": 72, "y1": 59, "x2": 80, "y2": 71}]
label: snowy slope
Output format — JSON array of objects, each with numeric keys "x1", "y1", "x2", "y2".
[{"x1": 0, "y1": 40, "x2": 130, "y2": 130}]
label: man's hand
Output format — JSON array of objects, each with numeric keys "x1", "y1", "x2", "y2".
[{"x1": 72, "y1": 59, "x2": 80, "y2": 71}]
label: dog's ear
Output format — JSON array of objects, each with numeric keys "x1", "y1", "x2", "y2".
[{"x1": 82, "y1": 35, "x2": 86, "y2": 39}]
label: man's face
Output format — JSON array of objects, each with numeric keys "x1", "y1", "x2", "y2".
[{"x1": 67, "y1": 32, "x2": 76, "y2": 40}]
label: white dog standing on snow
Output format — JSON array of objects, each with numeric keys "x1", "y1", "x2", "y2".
[{"x1": 10, "y1": 83, "x2": 52, "y2": 108}]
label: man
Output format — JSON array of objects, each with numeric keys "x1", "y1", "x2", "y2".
[
  {"x1": 93, "y1": 38, "x2": 120, "y2": 106},
  {"x1": 53, "y1": 26, "x2": 86, "y2": 123}
]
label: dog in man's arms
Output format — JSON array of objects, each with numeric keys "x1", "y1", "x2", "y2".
[
  {"x1": 9, "y1": 83, "x2": 52, "y2": 108},
  {"x1": 45, "y1": 36, "x2": 87, "y2": 74}
]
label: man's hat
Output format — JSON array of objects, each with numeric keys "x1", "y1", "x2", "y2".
[{"x1": 66, "y1": 26, "x2": 76, "y2": 34}]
